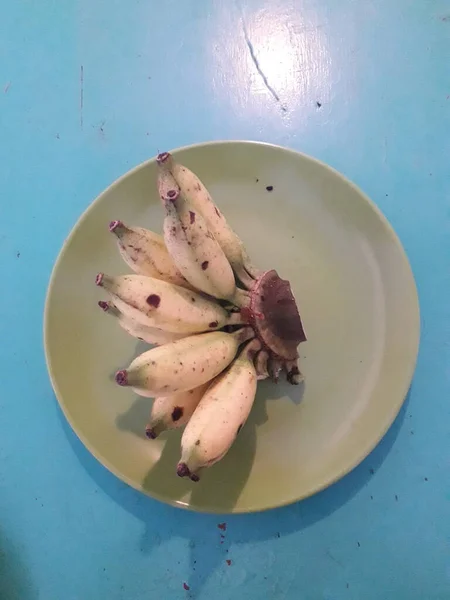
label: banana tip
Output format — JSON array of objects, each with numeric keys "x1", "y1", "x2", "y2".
[
  {"x1": 115, "y1": 370, "x2": 128, "y2": 386},
  {"x1": 156, "y1": 151, "x2": 170, "y2": 164},
  {"x1": 145, "y1": 427, "x2": 157, "y2": 440},
  {"x1": 176, "y1": 462, "x2": 190, "y2": 478},
  {"x1": 165, "y1": 188, "x2": 179, "y2": 202},
  {"x1": 109, "y1": 220, "x2": 123, "y2": 233},
  {"x1": 95, "y1": 273, "x2": 104, "y2": 286}
]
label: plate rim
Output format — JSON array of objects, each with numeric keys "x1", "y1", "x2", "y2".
[{"x1": 43, "y1": 140, "x2": 420, "y2": 513}]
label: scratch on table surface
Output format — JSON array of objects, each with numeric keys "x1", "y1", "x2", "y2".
[
  {"x1": 325, "y1": 549, "x2": 344, "y2": 568},
  {"x1": 80, "y1": 65, "x2": 84, "y2": 129},
  {"x1": 4, "y1": 82, "x2": 11, "y2": 93},
  {"x1": 239, "y1": 8, "x2": 287, "y2": 112}
]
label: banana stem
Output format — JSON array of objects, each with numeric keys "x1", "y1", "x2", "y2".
[
  {"x1": 241, "y1": 338, "x2": 262, "y2": 360},
  {"x1": 229, "y1": 326, "x2": 254, "y2": 346},
  {"x1": 145, "y1": 427, "x2": 158, "y2": 440},
  {"x1": 242, "y1": 255, "x2": 263, "y2": 280},
  {"x1": 285, "y1": 359, "x2": 304, "y2": 385},
  {"x1": 98, "y1": 300, "x2": 120, "y2": 318},
  {"x1": 234, "y1": 265, "x2": 256, "y2": 291},
  {"x1": 227, "y1": 311, "x2": 245, "y2": 326},
  {"x1": 232, "y1": 288, "x2": 251, "y2": 308},
  {"x1": 255, "y1": 350, "x2": 269, "y2": 380},
  {"x1": 268, "y1": 357, "x2": 283, "y2": 383},
  {"x1": 156, "y1": 151, "x2": 172, "y2": 166}
]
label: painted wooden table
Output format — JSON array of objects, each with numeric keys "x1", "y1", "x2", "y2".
[{"x1": 1, "y1": 1, "x2": 449, "y2": 598}]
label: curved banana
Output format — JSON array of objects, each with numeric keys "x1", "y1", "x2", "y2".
[
  {"x1": 98, "y1": 300, "x2": 185, "y2": 345},
  {"x1": 115, "y1": 327, "x2": 254, "y2": 398},
  {"x1": 157, "y1": 152, "x2": 261, "y2": 288},
  {"x1": 157, "y1": 159, "x2": 247, "y2": 305},
  {"x1": 95, "y1": 273, "x2": 242, "y2": 333},
  {"x1": 145, "y1": 383, "x2": 209, "y2": 439},
  {"x1": 177, "y1": 339, "x2": 260, "y2": 482},
  {"x1": 109, "y1": 220, "x2": 190, "y2": 288}
]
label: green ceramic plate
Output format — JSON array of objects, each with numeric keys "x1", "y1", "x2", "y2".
[{"x1": 44, "y1": 141, "x2": 420, "y2": 513}]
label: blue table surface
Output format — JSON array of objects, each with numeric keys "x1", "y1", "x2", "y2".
[{"x1": 1, "y1": 1, "x2": 449, "y2": 598}]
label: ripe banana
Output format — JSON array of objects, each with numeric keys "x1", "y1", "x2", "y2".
[
  {"x1": 98, "y1": 300, "x2": 185, "y2": 345},
  {"x1": 145, "y1": 383, "x2": 209, "y2": 439},
  {"x1": 157, "y1": 158, "x2": 248, "y2": 305},
  {"x1": 157, "y1": 152, "x2": 260, "y2": 288},
  {"x1": 95, "y1": 273, "x2": 242, "y2": 333},
  {"x1": 109, "y1": 220, "x2": 190, "y2": 288},
  {"x1": 115, "y1": 327, "x2": 254, "y2": 398},
  {"x1": 177, "y1": 339, "x2": 260, "y2": 481}
]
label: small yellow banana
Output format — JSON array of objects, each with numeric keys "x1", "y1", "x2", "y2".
[
  {"x1": 157, "y1": 158, "x2": 248, "y2": 305},
  {"x1": 98, "y1": 300, "x2": 185, "y2": 345},
  {"x1": 157, "y1": 152, "x2": 260, "y2": 288},
  {"x1": 115, "y1": 327, "x2": 254, "y2": 398},
  {"x1": 95, "y1": 273, "x2": 242, "y2": 334},
  {"x1": 177, "y1": 339, "x2": 260, "y2": 481},
  {"x1": 109, "y1": 220, "x2": 191, "y2": 288},
  {"x1": 145, "y1": 383, "x2": 209, "y2": 439}
]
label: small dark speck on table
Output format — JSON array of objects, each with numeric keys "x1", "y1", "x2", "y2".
[
  {"x1": 395, "y1": 495, "x2": 398, "y2": 501},
  {"x1": 16, "y1": 251, "x2": 20, "y2": 258},
  {"x1": 266, "y1": 185, "x2": 273, "y2": 192},
  {"x1": 316, "y1": 101, "x2": 322, "y2": 108},
  {"x1": 256, "y1": 178, "x2": 259, "y2": 182},
  {"x1": 369, "y1": 468, "x2": 374, "y2": 475},
  {"x1": 424, "y1": 477, "x2": 428, "y2": 481},
  {"x1": 183, "y1": 582, "x2": 190, "y2": 591},
  {"x1": 357, "y1": 541, "x2": 361, "y2": 548}
]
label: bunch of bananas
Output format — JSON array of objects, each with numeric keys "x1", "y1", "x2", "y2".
[{"x1": 96, "y1": 152, "x2": 306, "y2": 482}]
